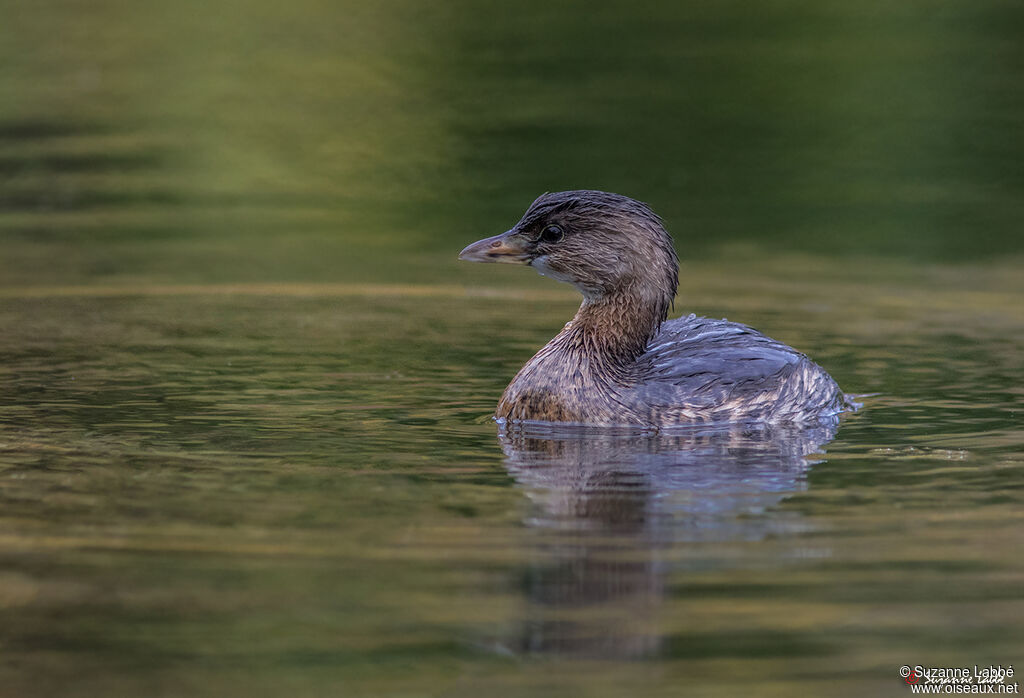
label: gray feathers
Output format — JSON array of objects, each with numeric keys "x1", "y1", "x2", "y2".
[{"x1": 630, "y1": 315, "x2": 848, "y2": 423}]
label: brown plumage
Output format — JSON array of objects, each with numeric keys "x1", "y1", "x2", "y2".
[{"x1": 460, "y1": 190, "x2": 854, "y2": 427}]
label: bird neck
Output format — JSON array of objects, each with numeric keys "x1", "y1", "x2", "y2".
[{"x1": 561, "y1": 280, "x2": 671, "y2": 368}]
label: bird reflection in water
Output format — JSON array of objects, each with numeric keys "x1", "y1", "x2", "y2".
[{"x1": 495, "y1": 419, "x2": 840, "y2": 659}]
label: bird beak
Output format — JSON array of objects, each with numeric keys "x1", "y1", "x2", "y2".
[{"x1": 458, "y1": 230, "x2": 531, "y2": 264}]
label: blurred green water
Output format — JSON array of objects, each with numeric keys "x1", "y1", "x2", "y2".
[
  {"x1": 2, "y1": 0, "x2": 1024, "y2": 287},
  {"x1": 0, "y1": 1, "x2": 1023, "y2": 697}
]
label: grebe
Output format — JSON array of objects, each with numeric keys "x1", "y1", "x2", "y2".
[{"x1": 459, "y1": 190, "x2": 853, "y2": 426}]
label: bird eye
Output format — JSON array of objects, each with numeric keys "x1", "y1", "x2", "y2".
[{"x1": 540, "y1": 224, "x2": 564, "y2": 243}]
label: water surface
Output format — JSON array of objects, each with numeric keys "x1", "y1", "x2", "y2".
[{"x1": 1, "y1": 1, "x2": 1023, "y2": 696}]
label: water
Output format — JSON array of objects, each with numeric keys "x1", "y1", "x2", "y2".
[{"x1": 1, "y1": 1, "x2": 1023, "y2": 696}]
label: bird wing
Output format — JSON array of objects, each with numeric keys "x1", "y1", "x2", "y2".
[{"x1": 632, "y1": 315, "x2": 805, "y2": 410}]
